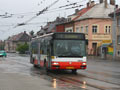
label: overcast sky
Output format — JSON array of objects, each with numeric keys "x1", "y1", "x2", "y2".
[{"x1": 0, "y1": 0, "x2": 119, "y2": 40}]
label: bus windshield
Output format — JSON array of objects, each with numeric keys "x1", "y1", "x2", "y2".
[{"x1": 53, "y1": 40, "x2": 86, "y2": 57}]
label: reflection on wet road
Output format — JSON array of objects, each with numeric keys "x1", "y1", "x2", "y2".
[{"x1": 0, "y1": 53, "x2": 120, "y2": 90}]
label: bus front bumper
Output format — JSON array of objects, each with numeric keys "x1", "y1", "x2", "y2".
[{"x1": 51, "y1": 62, "x2": 87, "y2": 70}]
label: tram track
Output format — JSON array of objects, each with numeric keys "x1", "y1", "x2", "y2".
[
  {"x1": 77, "y1": 72, "x2": 120, "y2": 86},
  {"x1": 47, "y1": 72, "x2": 119, "y2": 90},
  {"x1": 7, "y1": 56, "x2": 120, "y2": 90}
]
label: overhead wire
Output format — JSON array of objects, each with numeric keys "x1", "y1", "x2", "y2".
[
  {"x1": 0, "y1": 0, "x2": 88, "y2": 28},
  {"x1": 0, "y1": 0, "x2": 78, "y2": 36},
  {"x1": 1, "y1": 0, "x2": 88, "y2": 17},
  {"x1": 0, "y1": 0, "x2": 88, "y2": 20},
  {"x1": 0, "y1": 5, "x2": 84, "y2": 27},
  {"x1": 0, "y1": 0, "x2": 87, "y2": 17},
  {"x1": 0, "y1": 0, "x2": 98, "y2": 34},
  {"x1": 0, "y1": 0, "x2": 47, "y2": 18},
  {"x1": 13, "y1": 0, "x2": 60, "y2": 28},
  {"x1": 44, "y1": 5, "x2": 83, "y2": 14}
]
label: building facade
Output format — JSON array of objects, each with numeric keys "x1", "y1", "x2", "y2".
[
  {"x1": 69, "y1": 1, "x2": 114, "y2": 56},
  {"x1": 37, "y1": 17, "x2": 67, "y2": 35},
  {"x1": 4, "y1": 31, "x2": 31, "y2": 53}
]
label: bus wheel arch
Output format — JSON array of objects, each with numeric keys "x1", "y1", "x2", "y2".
[{"x1": 33, "y1": 58, "x2": 38, "y2": 67}]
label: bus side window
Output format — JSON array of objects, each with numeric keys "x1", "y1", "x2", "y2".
[
  {"x1": 44, "y1": 41, "x2": 47, "y2": 54},
  {"x1": 32, "y1": 42, "x2": 38, "y2": 54},
  {"x1": 40, "y1": 41, "x2": 47, "y2": 54}
]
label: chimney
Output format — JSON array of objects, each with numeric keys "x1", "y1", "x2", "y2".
[
  {"x1": 41, "y1": 26, "x2": 43, "y2": 29},
  {"x1": 110, "y1": 0, "x2": 115, "y2": 5},
  {"x1": 75, "y1": 9, "x2": 79, "y2": 14},
  {"x1": 24, "y1": 31, "x2": 26, "y2": 34},
  {"x1": 87, "y1": 1, "x2": 95, "y2": 8},
  {"x1": 99, "y1": 0, "x2": 103, "y2": 3},
  {"x1": 90, "y1": 1, "x2": 95, "y2": 7},
  {"x1": 104, "y1": 0, "x2": 108, "y2": 8},
  {"x1": 116, "y1": 5, "x2": 118, "y2": 9},
  {"x1": 87, "y1": 0, "x2": 91, "y2": 8},
  {"x1": 87, "y1": 2, "x2": 90, "y2": 8}
]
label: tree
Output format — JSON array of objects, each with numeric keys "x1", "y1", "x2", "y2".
[
  {"x1": 29, "y1": 30, "x2": 34, "y2": 38},
  {"x1": 0, "y1": 41, "x2": 5, "y2": 50},
  {"x1": 16, "y1": 43, "x2": 29, "y2": 54}
]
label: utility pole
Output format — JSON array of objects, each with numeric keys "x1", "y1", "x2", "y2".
[{"x1": 113, "y1": 5, "x2": 117, "y2": 60}]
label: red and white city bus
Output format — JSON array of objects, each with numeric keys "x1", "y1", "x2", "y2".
[{"x1": 30, "y1": 32, "x2": 87, "y2": 73}]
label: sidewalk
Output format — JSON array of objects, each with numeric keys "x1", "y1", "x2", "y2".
[{"x1": 87, "y1": 56, "x2": 120, "y2": 61}]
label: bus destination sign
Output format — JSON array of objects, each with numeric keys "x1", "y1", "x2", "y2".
[{"x1": 54, "y1": 33, "x2": 85, "y2": 40}]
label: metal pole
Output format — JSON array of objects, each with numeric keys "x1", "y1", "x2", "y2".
[{"x1": 113, "y1": 6, "x2": 117, "y2": 59}]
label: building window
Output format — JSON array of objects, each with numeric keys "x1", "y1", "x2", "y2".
[
  {"x1": 76, "y1": 27, "x2": 80, "y2": 33},
  {"x1": 66, "y1": 29, "x2": 73, "y2": 32},
  {"x1": 67, "y1": 18, "x2": 71, "y2": 22},
  {"x1": 85, "y1": 26, "x2": 88, "y2": 34},
  {"x1": 81, "y1": 26, "x2": 84, "y2": 33},
  {"x1": 105, "y1": 25, "x2": 111, "y2": 34},
  {"x1": 65, "y1": 27, "x2": 73, "y2": 32},
  {"x1": 92, "y1": 25, "x2": 98, "y2": 34},
  {"x1": 118, "y1": 35, "x2": 120, "y2": 44}
]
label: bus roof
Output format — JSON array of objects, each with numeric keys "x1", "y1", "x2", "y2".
[{"x1": 32, "y1": 32, "x2": 85, "y2": 41}]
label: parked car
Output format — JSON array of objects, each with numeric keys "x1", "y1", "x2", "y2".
[{"x1": 0, "y1": 50, "x2": 7, "y2": 57}]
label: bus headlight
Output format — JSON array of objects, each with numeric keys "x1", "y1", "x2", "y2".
[
  {"x1": 52, "y1": 62, "x2": 59, "y2": 65},
  {"x1": 82, "y1": 63, "x2": 86, "y2": 65}
]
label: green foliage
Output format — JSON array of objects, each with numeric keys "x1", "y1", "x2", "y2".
[
  {"x1": 0, "y1": 41, "x2": 5, "y2": 50},
  {"x1": 16, "y1": 43, "x2": 29, "y2": 54}
]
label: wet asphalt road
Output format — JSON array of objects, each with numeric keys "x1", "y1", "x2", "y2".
[{"x1": 0, "y1": 53, "x2": 120, "y2": 90}]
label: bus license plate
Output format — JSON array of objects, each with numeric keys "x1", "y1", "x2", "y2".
[{"x1": 66, "y1": 67, "x2": 74, "y2": 69}]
